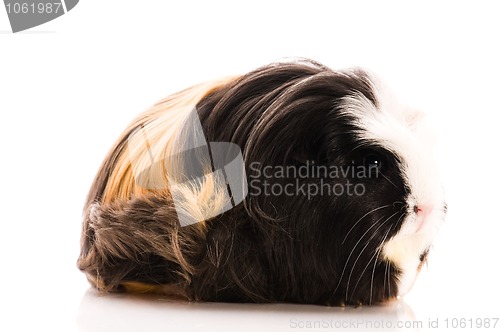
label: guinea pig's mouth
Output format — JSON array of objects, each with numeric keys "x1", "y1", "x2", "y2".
[{"x1": 417, "y1": 248, "x2": 430, "y2": 272}]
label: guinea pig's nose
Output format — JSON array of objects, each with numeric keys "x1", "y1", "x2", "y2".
[
  {"x1": 413, "y1": 204, "x2": 433, "y2": 218},
  {"x1": 413, "y1": 204, "x2": 434, "y2": 233}
]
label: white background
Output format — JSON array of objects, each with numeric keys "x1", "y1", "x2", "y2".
[{"x1": 1, "y1": 1, "x2": 499, "y2": 331}]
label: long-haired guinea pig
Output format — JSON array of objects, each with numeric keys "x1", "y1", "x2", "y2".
[{"x1": 77, "y1": 59, "x2": 446, "y2": 306}]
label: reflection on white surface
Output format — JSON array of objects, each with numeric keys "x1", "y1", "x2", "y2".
[{"x1": 77, "y1": 289, "x2": 418, "y2": 332}]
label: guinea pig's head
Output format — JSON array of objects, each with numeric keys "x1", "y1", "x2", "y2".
[{"x1": 198, "y1": 60, "x2": 446, "y2": 305}]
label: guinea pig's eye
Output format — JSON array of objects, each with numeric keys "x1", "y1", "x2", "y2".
[
  {"x1": 351, "y1": 150, "x2": 387, "y2": 177},
  {"x1": 364, "y1": 154, "x2": 383, "y2": 170}
]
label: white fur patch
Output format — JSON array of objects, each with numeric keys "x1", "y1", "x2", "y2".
[{"x1": 340, "y1": 76, "x2": 445, "y2": 296}]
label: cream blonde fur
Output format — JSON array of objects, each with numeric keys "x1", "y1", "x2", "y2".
[{"x1": 101, "y1": 77, "x2": 236, "y2": 204}]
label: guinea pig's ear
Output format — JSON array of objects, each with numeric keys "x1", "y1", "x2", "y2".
[
  {"x1": 405, "y1": 109, "x2": 438, "y2": 148},
  {"x1": 405, "y1": 109, "x2": 426, "y2": 129}
]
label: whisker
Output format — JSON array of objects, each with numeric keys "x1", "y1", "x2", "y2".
[
  {"x1": 369, "y1": 224, "x2": 397, "y2": 304},
  {"x1": 384, "y1": 220, "x2": 401, "y2": 298},
  {"x1": 345, "y1": 211, "x2": 399, "y2": 302},
  {"x1": 383, "y1": 254, "x2": 389, "y2": 297},
  {"x1": 342, "y1": 204, "x2": 392, "y2": 245},
  {"x1": 381, "y1": 217, "x2": 402, "y2": 297},
  {"x1": 333, "y1": 212, "x2": 389, "y2": 296},
  {"x1": 379, "y1": 171, "x2": 398, "y2": 189},
  {"x1": 370, "y1": 215, "x2": 403, "y2": 304},
  {"x1": 349, "y1": 242, "x2": 380, "y2": 304}
]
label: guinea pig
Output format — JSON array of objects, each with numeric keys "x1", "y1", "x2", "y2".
[{"x1": 77, "y1": 59, "x2": 446, "y2": 306}]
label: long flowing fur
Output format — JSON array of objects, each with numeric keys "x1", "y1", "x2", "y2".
[
  {"x1": 77, "y1": 59, "x2": 445, "y2": 305},
  {"x1": 78, "y1": 78, "x2": 233, "y2": 294}
]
